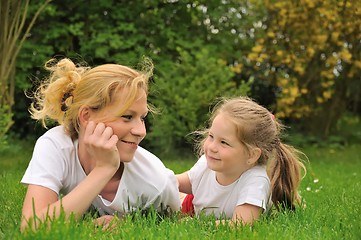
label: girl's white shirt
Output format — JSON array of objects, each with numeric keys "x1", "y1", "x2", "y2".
[
  {"x1": 21, "y1": 126, "x2": 180, "y2": 216},
  {"x1": 188, "y1": 155, "x2": 270, "y2": 219}
]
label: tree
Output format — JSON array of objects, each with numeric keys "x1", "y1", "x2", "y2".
[
  {"x1": 11, "y1": 0, "x2": 256, "y2": 155},
  {"x1": 245, "y1": 0, "x2": 361, "y2": 137},
  {"x1": 0, "y1": 0, "x2": 50, "y2": 140}
]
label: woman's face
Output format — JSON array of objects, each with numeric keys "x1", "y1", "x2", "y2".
[{"x1": 88, "y1": 89, "x2": 148, "y2": 162}]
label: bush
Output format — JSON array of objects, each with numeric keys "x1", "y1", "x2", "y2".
[{"x1": 145, "y1": 47, "x2": 251, "y2": 155}]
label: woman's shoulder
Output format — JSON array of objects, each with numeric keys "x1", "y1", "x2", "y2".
[
  {"x1": 38, "y1": 126, "x2": 74, "y2": 146},
  {"x1": 129, "y1": 146, "x2": 171, "y2": 174},
  {"x1": 125, "y1": 146, "x2": 176, "y2": 190}
]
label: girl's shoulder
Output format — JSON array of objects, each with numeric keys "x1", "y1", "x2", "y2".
[{"x1": 239, "y1": 165, "x2": 269, "y2": 183}]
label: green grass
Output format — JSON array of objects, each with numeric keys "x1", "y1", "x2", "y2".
[{"x1": 0, "y1": 140, "x2": 360, "y2": 239}]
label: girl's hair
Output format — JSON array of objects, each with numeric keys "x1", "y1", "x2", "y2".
[
  {"x1": 196, "y1": 96, "x2": 306, "y2": 210},
  {"x1": 29, "y1": 57, "x2": 153, "y2": 139}
]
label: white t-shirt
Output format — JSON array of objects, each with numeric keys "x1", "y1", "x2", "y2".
[
  {"x1": 21, "y1": 126, "x2": 180, "y2": 216},
  {"x1": 188, "y1": 155, "x2": 270, "y2": 219}
]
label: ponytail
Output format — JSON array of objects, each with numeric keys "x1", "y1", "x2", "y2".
[{"x1": 268, "y1": 142, "x2": 306, "y2": 210}]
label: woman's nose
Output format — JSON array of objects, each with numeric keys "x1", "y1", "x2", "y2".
[{"x1": 131, "y1": 119, "x2": 146, "y2": 137}]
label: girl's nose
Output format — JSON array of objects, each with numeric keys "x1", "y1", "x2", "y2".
[{"x1": 208, "y1": 140, "x2": 218, "y2": 153}]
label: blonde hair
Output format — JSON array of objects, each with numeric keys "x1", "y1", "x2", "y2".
[
  {"x1": 30, "y1": 57, "x2": 153, "y2": 139},
  {"x1": 196, "y1": 96, "x2": 306, "y2": 210}
]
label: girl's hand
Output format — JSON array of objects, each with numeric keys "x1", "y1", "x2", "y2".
[
  {"x1": 93, "y1": 215, "x2": 119, "y2": 231},
  {"x1": 84, "y1": 121, "x2": 120, "y2": 170}
]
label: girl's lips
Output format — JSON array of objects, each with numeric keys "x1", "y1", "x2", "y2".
[{"x1": 206, "y1": 155, "x2": 220, "y2": 161}]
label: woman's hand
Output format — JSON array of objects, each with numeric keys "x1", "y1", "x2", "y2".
[{"x1": 84, "y1": 121, "x2": 120, "y2": 170}]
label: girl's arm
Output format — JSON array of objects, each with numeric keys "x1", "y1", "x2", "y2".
[
  {"x1": 176, "y1": 172, "x2": 192, "y2": 194},
  {"x1": 216, "y1": 204, "x2": 262, "y2": 226},
  {"x1": 232, "y1": 204, "x2": 262, "y2": 225}
]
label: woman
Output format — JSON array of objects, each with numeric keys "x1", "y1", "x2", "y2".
[{"x1": 21, "y1": 57, "x2": 180, "y2": 231}]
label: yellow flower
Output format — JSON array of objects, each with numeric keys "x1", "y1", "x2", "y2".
[
  {"x1": 252, "y1": 45, "x2": 263, "y2": 53},
  {"x1": 290, "y1": 87, "x2": 299, "y2": 97},
  {"x1": 323, "y1": 91, "x2": 332, "y2": 99},
  {"x1": 276, "y1": 111, "x2": 286, "y2": 118},
  {"x1": 307, "y1": 48, "x2": 315, "y2": 58},
  {"x1": 316, "y1": 35, "x2": 328, "y2": 44},
  {"x1": 267, "y1": 31, "x2": 276, "y2": 38},
  {"x1": 354, "y1": 60, "x2": 361, "y2": 69},
  {"x1": 247, "y1": 53, "x2": 259, "y2": 61},
  {"x1": 305, "y1": 0, "x2": 315, "y2": 8},
  {"x1": 331, "y1": 32, "x2": 340, "y2": 42},
  {"x1": 340, "y1": 49, "x2": 352, "y2": 63},
  {"x1": 279, "y1": 78, "x2": 289, "y2": 86},
  {"x1": 231, "y1": 64, "x2": 243, "y2": 74},
  {"x1": 294, "y1": 65, "x2": 305, "y2": 75}
]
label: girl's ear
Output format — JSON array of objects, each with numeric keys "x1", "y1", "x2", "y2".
[
  {"x1": 247, "y1": 147, "x2": 262, "y2": 165},
  {"x1": 79, "y1": 106, "x2": 91, "y2": 125}
]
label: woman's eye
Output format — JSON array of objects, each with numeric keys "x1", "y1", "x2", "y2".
[
  {"x1": 121, "y1": 115, "x2": 132, "y2": 120},
  {"x1": 141, "y1": 115, "x2": 147, "y2": 122}
]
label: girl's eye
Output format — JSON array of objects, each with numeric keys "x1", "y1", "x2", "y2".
[{"x1": 221, "y1": 140, "x2": 229, "y2": 146}]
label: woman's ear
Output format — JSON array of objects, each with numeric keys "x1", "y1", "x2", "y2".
[
  {"x1": 247, "y1": 147, "x2": 262, "y2": 165},
  {"x1": 79, "y1": 106, "x2": 91, "y2": 125}
]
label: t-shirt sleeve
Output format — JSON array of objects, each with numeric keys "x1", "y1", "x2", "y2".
[
  {"x1": 187, "y1": 155, "x2": 207, "y2": 189},
  {"x1": 236, "y1": 171, "x2": 270, "y2": 210},
  {"x1": 158, "y1": 168, "x2": 182, "y2": 211},
  {"x1": 21, "y1": 136, "x2": 66, "y2": 195}
]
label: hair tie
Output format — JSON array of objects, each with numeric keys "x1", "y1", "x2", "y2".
[
  {"x1": 271, "y1": 113, "x2": 276, "y2": 121},
  {"x1": 61, "y1": 91, "x2": 73, "y2": 112}
]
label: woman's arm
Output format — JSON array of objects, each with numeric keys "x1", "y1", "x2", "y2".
[
  {"x1": 21, "y1": 121, "x2": 120, "y2": 231},
  {"x1": 21, "y1": 165, "x2": 117, "y2": 231},
  {"x1": 176, "y1": 172, "x2": 192, "y2": 194}
]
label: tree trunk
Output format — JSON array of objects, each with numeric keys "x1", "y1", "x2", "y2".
[{"x1": 0, "y1": 0, "x2": 50, "y2": 139}]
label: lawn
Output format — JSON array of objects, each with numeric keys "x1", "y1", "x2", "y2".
[{"x1": 0, "y1": 139, "x2": 360, "y2": 239}]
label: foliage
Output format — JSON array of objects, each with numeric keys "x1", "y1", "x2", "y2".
[
  {"x1": 6, "y1": 0, "x2": 361, "y2": 155},
  {"x1": 146, "y1": 46, "x2": 250, "y2": 154},
  {"x1": 244, "y1": 0, "x2": 361, "y2": 136},
  {"x1": 284, "y1": 114, "x2": 361, "y2": 149},
  {"x1": 11, "y1": 0, "x2": 256, "y2": 154}
]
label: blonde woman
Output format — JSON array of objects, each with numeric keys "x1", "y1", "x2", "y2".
[{"x1": 21, "y1": 58, "x2": 180, "y2": 231}]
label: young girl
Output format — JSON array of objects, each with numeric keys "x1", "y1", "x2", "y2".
[
  {"x1": 177, "y1": 96, "x2": 306, "y2": 225},
  {"x1": 20, "y1": 58, "x2": 180, "y2": 231}
]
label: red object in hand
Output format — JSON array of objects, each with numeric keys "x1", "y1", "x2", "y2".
[{"x1": 181, "y1": 194, "x2": 195, "y2": 216}]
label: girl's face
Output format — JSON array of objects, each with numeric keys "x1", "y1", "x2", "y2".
[
  {"x1": 89, "y1": 89, "x2": 148, "y2": 162},
  {"x1": 204, "y1": 112, "x2": 252, "y2": 182}
]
